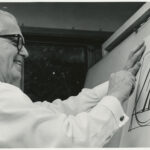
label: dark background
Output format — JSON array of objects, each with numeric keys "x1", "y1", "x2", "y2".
[{"x1": 23, "y1": 27, "x2": 111, "y2": 102}]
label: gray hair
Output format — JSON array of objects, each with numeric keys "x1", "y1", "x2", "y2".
[
  {"x1": 0, "y1": 10, "x2": 17, "y2": 22},
  {"x1": 0, "y1": 10, "x2": 19, "y2": 34}
]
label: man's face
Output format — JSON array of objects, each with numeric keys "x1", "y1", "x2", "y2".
[{"x1": 0, "y1": 16, "x2": 29, "y2": 87}]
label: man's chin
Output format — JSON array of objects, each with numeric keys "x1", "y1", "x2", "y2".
[
  {"x1": 14, "y1": 80, "x2": 21, "y2": 88},
  {"x1": 11, "y1": 72, "x2": 22, "y2": 88}
]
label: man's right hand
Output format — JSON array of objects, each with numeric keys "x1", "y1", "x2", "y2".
[{"x1": 107, "y1": 42, "x2": 146, "y2": 104}]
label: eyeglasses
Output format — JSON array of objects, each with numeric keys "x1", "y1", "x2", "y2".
[{"x1": 0, "y1": 34, "x2": 25, "y2": 53}]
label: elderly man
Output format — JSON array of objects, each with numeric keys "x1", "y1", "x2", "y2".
[{"x1": 0, "y1": 10, "x2": 145, "y2": 148}]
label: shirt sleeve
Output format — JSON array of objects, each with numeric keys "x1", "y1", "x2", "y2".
[
  {"x1": 35, "y1": 81, "x2": 109, "y2": 115},
  {"x1": 0, "y1": 83, "x2": 128, "y2": 148}
]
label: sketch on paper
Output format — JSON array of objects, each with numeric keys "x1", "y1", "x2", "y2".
[{"x1": 129, "y1": 51, "x2": 150, "y2": 131}]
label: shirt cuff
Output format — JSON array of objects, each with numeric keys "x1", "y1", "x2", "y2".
[
  {"x1": 99, "y1": 96, "x2": 129, "y2": 128},
  {"x1": 93, "y1": 81, "x2": 109, "y2": 98}
]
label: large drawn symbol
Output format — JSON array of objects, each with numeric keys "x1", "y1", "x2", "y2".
[{"x1": 129, "y1": 51, "x2": 150, "y2": 131}]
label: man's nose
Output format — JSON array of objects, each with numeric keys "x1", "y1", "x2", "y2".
[{"x1": 19, "y1": 46, "x2": 29, "y2": 58}]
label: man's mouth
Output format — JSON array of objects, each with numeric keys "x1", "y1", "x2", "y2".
[
  {"x1": 15, "y1": 60, "x2": 22, "y2": 66},
  {"x1": 14, "y1": 57, "x2": 24, "y2": 67}
]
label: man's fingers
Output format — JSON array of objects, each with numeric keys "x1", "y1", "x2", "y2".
[
  {"x1": 130, "y1": 45, "x2": 146, "y2": 66},
  {"x1": 129, "y1": 42, "x2": 145, "y2": 59},
  {"x1": 129, "y1": 62, "x2": 141, "y2": 76},
  {"x1": 124, "y1": 43, "x2": 145, "y2": 71}
]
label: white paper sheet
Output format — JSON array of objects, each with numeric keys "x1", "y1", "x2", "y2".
[{"x1": 120, "y1": 36, "x2": 150, "y2": 147}]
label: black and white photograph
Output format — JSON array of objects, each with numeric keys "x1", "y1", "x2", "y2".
[{"x1": 0, "y1": 1, "x2": 150, "y2": 148}]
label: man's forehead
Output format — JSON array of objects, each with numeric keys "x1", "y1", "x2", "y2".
[{"x1": 0, "y1": 12, "x2": 22, "y2": 36}]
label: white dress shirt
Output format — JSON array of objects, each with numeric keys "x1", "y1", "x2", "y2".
[{"x1": 0, "y1": 81, "x2": 128, "y2": 148}]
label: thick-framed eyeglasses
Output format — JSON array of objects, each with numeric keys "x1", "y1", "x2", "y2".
[{"x1": 0, "y1": 34, "x2": 25, "y2": 53}]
